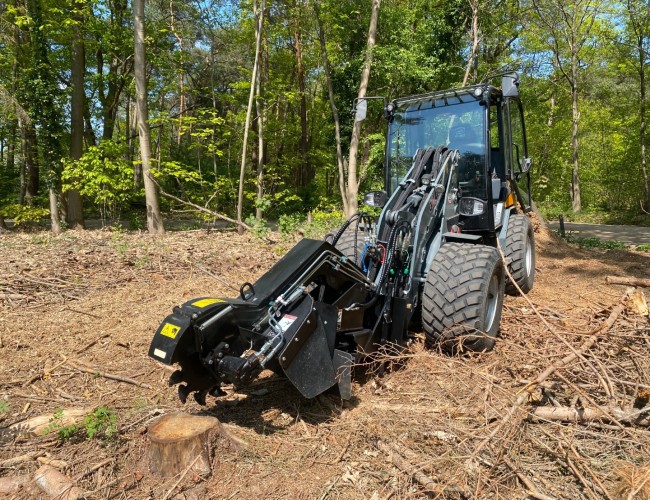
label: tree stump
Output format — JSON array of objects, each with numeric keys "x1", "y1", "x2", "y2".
[{"x1": 147, "y1": 413, "x2": 223, "y2": 478}]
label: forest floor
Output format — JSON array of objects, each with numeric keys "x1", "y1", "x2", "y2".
[{"x1": 1, "y1": 220, "x2": 649, "y2": 499}]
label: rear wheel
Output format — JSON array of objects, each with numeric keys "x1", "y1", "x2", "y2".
[
  {"x1": 504, "y1": 214, "x2": 535, "y2": 295},
  {"x1": 422, "y1": 243, "x2": 505, "y2": 353}
]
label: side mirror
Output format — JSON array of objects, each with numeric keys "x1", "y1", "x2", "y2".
[
  {"x1": 502, "y1": 73, "x2": 519, "y2": 97},
  {"x1": 521, "y1": 157, "x2": 532, "y2": 173},
  {"x1": 354, "y1": 99, "x2": 367, "y2": 122},
  {"x1": 364, "y1": 190, "x2": 388, "y2": 208}
]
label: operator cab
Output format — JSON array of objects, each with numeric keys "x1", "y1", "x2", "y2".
[{"x1": 384, "y1": 78, "x2": 530, "y2": 237}]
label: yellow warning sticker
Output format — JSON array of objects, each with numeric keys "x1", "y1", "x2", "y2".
[
  {"x1": 160, "y1": 323, "x2": 181, "y2": 339},
  {"x1": 191, "y1": 298, "x2": 225, "y2": 308}
]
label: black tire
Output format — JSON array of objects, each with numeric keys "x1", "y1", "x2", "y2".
[
  {"x1": 422, "y1": 243, "x2": 505, "y2": 353},
  {"x1": 328, "y1": 230, "x2": 365, "y2": 268},
  {"x1": 504, "y1": 214, "x2": 535, "y2": 295}
]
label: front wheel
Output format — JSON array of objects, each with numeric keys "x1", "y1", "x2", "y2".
[
  {"x1": 422, "y1": 243, "x2": 505, "y2": 353},
  {"x1": 504, "y1": 214, "x2": 536, "y2": 295},
  {"x1": 326, "y1": 229, "x2": 365, "y2": 268}
]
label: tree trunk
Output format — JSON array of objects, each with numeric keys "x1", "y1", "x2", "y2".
[
  {"x1": 236, "y1": 0, "x2": 265, "y2": 232},
  {"x1": 67, "y1": 0, "x2": 85, "y2": 230},
  {"x1": 314, "y1": 2, "x2": 346, "y2": 209},
  {"x1": 147, "y1": 413, "x2": 225, "y2": 477},
  {"x1": 134, "y1": 0, "x2": 164, "y2": 234},
  {"x1": 539, "y1": 93, "x2": 555, "y2": 178},
  {"x1": 294, "y1": 7, "x2": 310, "y2": 187},
  {"x1": 48, "y1": 188, "x2": 62, "y2": 234},
  {"x1": 170, "y1": 0, "x2": 185, "y2": 146},
  {"x1": 255, "y1": 35, "x2": 266, "y2": 221},
  {"x1": 22, "y1": 122, "x2": 39, "y2": 205},
  {"x1": 345, "y1": 0, "x2": 381, "y2": 218},
  {"x1": 570, "y1": 71, "x2": 581, "y2": 212},
  {"x1": 639, "y1": 34, "x2": 649, "y2": 208},
  {"x1": 462, "y1": 0, "x2": 480, "y2": 86},
  {"x1": 6, "y1": 120, "x2": 16, "y2": 180}
]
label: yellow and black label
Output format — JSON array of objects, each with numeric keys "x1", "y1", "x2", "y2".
[
  {"x1": 160, "y1": 323, "x2": 181, "y2": 339},
  {"x1": 191, "y1": 298, "x2": 225, "y2": 308}
]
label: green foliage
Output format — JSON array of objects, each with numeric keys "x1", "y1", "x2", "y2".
[
  {"x1": 0, "y1": 400, "x2": 9, "y2": 415},
  {"x1": 245, "y1": 215, "x2": 270, "y2": 239},
  {"x1": 562, "y1": 234, "x2": 627, "y2": 250},
  {"x1": 62, "y1": 141, "x2": 135, "y2": 220},
  {"x1": 278, "y1": 214, "x2": 302, "y2": 234},
  {"x1": 43, "y1": 407, "x2": 117, "y2": 442},
  {"x1": 0, "y1": 204, "x2": 49, "y2": 226},
  {"x1": 636, "y1": 244, "x2": 650, "y2": 252},
  {"x1": 1, "y1": 0, "x2": 649, "y2": 230}
]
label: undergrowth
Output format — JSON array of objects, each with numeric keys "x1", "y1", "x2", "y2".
[
  {"x1": 43, "y1": 407, "x2": 118, "y2": 441},
  {"x1": 561, "y1": 233, "x2": 627, "y2": 250}
]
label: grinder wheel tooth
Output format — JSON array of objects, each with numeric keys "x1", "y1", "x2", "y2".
[
  {"x1": 178, "y1": 384, "x2": 190, "y2": 404},
  {"x1": 194, "y1": 389, "x2": 208, "y2": 406},
  {"x1": 209, "y1": 386, "x2": 227, "y2": 397},
  {"x1": 168, "y1": 370, "x2": 184, "y2": 386}
]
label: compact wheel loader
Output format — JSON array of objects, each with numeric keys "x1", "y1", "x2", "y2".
[{"x1": 149, "y1": 74, "x2": 536, "y2": 404}]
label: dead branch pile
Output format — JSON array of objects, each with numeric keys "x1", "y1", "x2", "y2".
[{"x1": 329, "y1": 280, "x2": 650, "y2": 498}]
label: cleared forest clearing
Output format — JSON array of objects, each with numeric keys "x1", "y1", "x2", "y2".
[{"x1": 1, "y1": 225, "x2": 649, "y2": 499}]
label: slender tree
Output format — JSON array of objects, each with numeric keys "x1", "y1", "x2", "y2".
[
  {"x1": 344, "y1": 0, "x2": 380, "y2": 217},
  {"x1": 134, "y1": 0, "x2": 164, "y2": 234},
  {"x1": 314, "y1": 0, "x2": 349, "y2": 215},
  {"x1": 532, "y1": 0, "x2": 602, "y2": 212},
  {"x1": 624, "y1": 0, "x2": 650, "y2": 208},
  {"x1": 236, "y1": 0, "x2": 265, "y2": 231}
]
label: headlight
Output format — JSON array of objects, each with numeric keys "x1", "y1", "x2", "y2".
[{"x1": 459, "y1": 197, "x2": 486, "y2": 216}]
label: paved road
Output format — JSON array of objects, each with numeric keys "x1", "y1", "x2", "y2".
[{"x1": 547, "y1": 221, "x2": 650, "y2": 246}]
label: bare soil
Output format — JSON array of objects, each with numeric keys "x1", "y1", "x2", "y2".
[{"x1": 0, "y1": 222, "x2": 649, "y2": 499}]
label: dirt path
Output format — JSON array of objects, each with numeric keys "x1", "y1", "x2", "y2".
[{"x1": 0, "y1": 224, "x2": 649, "y2": 498}]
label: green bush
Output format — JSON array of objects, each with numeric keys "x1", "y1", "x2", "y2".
[
  {"x1": 245, "y1": 215, "x2": 270, "y2": 239},
  {"x1": 278, "y1": 214, "x2": 302, "y2": 234},
  {"x1": 62, "y1": 140, "x2": 135, "y2": 220},
  {"x1": 563, "y1": 234, "x2": 627, "y2": 250},
  {"x1": 0, "y1": 204, "x2": 49, "y2": 226},
  {"x1": 43, "y1": 406, "x2": 117, "y2": 441}
]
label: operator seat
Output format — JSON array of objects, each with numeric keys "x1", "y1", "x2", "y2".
[{"x1": 448, "y1": 124, "x2": 486, "y2": 197}]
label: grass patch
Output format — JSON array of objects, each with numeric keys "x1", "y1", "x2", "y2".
[{"x1": 562, "y1": 233, "x2": 627, "y2": 250}]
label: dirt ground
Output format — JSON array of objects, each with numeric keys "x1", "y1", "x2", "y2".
[{"x1": 1, "y1": 221, "x2": 649, "y2": 499}]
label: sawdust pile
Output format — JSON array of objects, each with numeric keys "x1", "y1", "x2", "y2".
[{"x1": 0, "y1": 222, "x2": 649, "y2": 499}]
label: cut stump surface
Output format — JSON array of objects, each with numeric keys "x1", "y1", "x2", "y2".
[{"x1": 147, "y1": 413, "x2": 223, "y2": 478}]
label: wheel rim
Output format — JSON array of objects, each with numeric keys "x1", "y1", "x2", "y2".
[
  {"x1": 485, "y1": 274, "x2": 499, "y2": 332},
  {"x1": 524, "y1": 234, "x2": 533, "y2": 277}
]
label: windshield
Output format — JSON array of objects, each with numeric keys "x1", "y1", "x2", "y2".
[{"x1": 387, "y1": 98, "x2": 486, "y2": 194}]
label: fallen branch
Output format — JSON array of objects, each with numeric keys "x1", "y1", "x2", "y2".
[
  {"x1": 375, "y1": 440, "x2": 466, "y2": 496},
  {"x1": 66, "y1": 360, "x2": 152, "y2": 390},
  {"x1": 73, "y1": 457, "x2": 114, "y2": 482},
  {"x1": 0, "y1": 450, "x2": 45, "y2": 467},
  {"x1": 529, "y1": 406, "x2": 650, "y2": 427},
  {"x1": 606, "y1": 276, "x2": 650, "y2": 288},
  {"x1": 34, "y1": 464, "x2": 84, "y2": 499},
  {"x1": 7, "y1": 408, "x2": 90, "y2": 438},
  {"x1": 23, "y1": 356, "x2": 68, "y2": 387},
  {"x1": 502, "y1": 455, "x2": 555, "y2": 500},
  {"x1": 0, "y1": 475, "x2": 31, "y2": 495},
  {"x1": 76, "y1": 334, "x2": 110, "y2": 354},
  {"x1": 151, "y1": 177, "x2": 250, "y2": 231}
]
